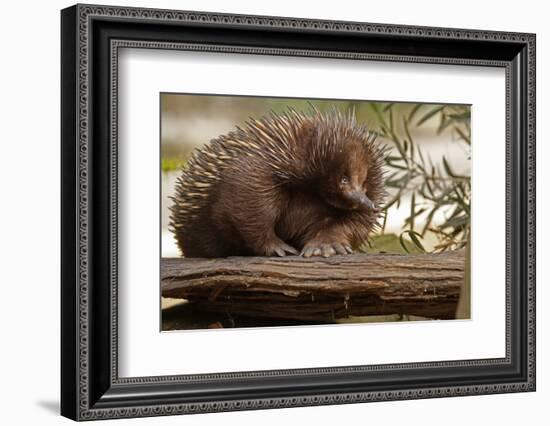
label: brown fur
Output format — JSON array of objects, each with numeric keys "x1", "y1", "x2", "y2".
[{"x1": 169, "y1": 108, "x2": 386, "y2": 258}]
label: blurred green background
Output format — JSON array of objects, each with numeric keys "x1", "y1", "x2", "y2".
[{"x1": 161, "y1": 94, "x2": 471, "y2": 257}]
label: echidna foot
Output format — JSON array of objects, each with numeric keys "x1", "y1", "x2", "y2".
[
  {"x1": 301, "y1": 241, "x2": 353, "y2": 258},
  {"x1": 262, "y1": 239, "x2": 299, "y2": 257}
]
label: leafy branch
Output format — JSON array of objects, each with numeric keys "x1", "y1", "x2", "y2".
[{"x1": 371, "y1": 103, "x2": 471, "y2": 253}]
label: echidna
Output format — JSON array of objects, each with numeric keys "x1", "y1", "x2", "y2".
[{"x1": 169, "y1": 107, "x2": 386, "y2": 258}]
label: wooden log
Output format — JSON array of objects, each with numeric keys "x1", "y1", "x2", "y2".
[{"x1": 162, "y1": 250, "x2": 465, "y2": 321}]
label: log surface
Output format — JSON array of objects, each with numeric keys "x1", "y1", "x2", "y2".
[{"x1": 162, "y1": 250, "x2": 465, "y2": 321}]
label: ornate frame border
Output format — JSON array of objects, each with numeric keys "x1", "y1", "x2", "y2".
[{"x1": 61, "y1": 3, "x2": 535, "y2": 421}]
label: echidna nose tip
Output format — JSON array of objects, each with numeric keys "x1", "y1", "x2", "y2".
[
  {"x1": 348, "y1": 191, "x2": 375, "y2": 210},
  {"x1": 363, "y1": 197, "x2": 376, "y2": 210},
  {"x1": 360, "y1": 194, "x2": 376, "y2": 211}
]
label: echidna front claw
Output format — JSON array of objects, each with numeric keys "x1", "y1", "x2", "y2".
[
  {"x1": 333, "y1": 243, "x2": 348, "y2": 255},
  {"x1": 301, "y1": 240, "x2": 353, "y2": 258},
  {"x1": 320, "y1": 244, "x2": 336, "y2": 257},
  {"x1": 263, "y1": 240, "x2": 299, "y2": 257}
]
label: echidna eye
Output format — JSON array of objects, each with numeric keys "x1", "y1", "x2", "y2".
[{"x1": 340, "y1": 176, "x2": 349, "y2": 184}]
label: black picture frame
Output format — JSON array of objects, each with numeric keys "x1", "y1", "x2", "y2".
[{"x1": 61, "y1": 3, "x2": 536, "y2": 421}]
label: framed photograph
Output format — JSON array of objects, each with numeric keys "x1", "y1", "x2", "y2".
[{"x1": 61, "y1": 4, "x2": 536, "y2": 421}]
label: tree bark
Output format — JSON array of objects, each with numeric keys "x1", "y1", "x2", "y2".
[{"x1": 162, "y1": 250, "x2": 465, "y2": 321}]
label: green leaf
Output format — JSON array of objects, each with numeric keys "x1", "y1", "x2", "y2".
[
  {"x1": 407, "y1": 230, "x2": 427, "y2": 252},
  {"x1": 448, "y1": 111, "x2": 471, "y2": 121},
  {"x1": 410, "y1": 192, "x2": 416, "y2": 231},
  {"x1": 453, "y1": 186, "x2": 471, "y2": 215},
  {"x1": 404, "y1": 208, "x2": 427, "y2": 229},
  {"x1": 399, "y1": 232, "x2": 411, "y2": 254},
  {"x1": 399, "y1": 230, "x2": 426, "y2": 253},
  {"x1": 381, "y1": 209, "x2": 388, "y2": 233},
  {"x1": 455, "y1": 126, "x2": 471, "y2": 144},
  {"x1": 385, "y1": 171, "x2": 401, "y2": 182},
  {"x1": 417, "y1": 146, "x2": 426, "y2": 168},
  {"x1": 382, "y1": 194, "x2": 401, "y2": 210},
  {"x1": 392, "y1": 138, "x2": 408, "y2": 162},
  {"x1": 386, "y1": 163, "x2": 408, "y2": 171},
  {"x1": 416, "y1": 106, "x2": 445, "y2": 126},
  {"x1": 421, "y1": 208, "x2": 438, "y2": 236},
  {"x1": 408, "y1": 104, "x2": 423, "y2": 122},
  {"x1": 437, "y1": 115, "x2": 455, "y2": 135},
  {"x1": 425, "y1": 177, "x2": 435, "y2": 197},
  {"x1": 443, "y1": 214, "x2": 469, "y2": 228},
  {"x1": 402, "y1": 116, "x2": 416, "y2": 163},
  {"x1": 442, "y1": 156, "x2": 456, "y2": 178}
]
